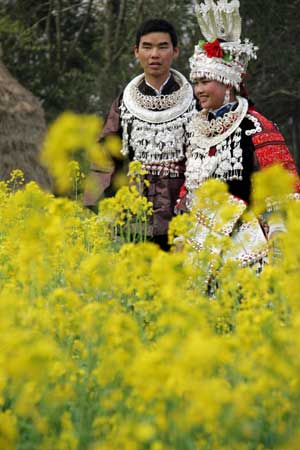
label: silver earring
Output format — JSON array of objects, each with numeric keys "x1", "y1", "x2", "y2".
[{"x1": 223, "y1": 89, "x2": 230, "y2": 105}]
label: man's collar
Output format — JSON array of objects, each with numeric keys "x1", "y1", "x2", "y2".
[
  {"x1": 137, "y1": 72, "x2": 180, "y2": 97},
  {"x1": 144, "y1": 73, "x2": 171, "y2": 95}
]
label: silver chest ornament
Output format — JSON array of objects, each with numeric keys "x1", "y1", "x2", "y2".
[{"x1": 120, "y1": 70, "x2": 196, "y2": 177}]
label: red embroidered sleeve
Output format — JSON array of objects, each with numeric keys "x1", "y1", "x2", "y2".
[{"x1": 250, "y1": 111, "x2": 299, "y2": 190}]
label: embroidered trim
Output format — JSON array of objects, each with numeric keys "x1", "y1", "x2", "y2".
[
  {"x1": 191, "y1": 214, "x2": 269, "y2": 268},
  {"x1": 123, "y1": 69, "x2": 194, "y2": 124},
  {"x1": 245, "y1": 113, "x2": 262, "y2": 135},
  {"x1": 226, "y1": 217, "x2": 269, "y2": 267},
  {"x1": 132, "y1": 81, "x2": 191, "y2": 111},
  {"x1": 194, "y1": 107, "x2": 241, "y2": 138},
  {"x1": 142, "y1": 162, "x2": 185, "y2": 178},
  {"x1": 189, "y1": 96, "x2": 248, "y2": 147},
  {"x1": 195, "y1": 194, "x2": 247, "y2": 235}
]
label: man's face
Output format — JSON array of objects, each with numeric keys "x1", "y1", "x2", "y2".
[{"x1": 134, "y1": 32, "x2": 179, "y2": 79}]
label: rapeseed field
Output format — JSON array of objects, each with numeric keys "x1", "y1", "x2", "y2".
[{"x1": 0, "y1": 114, "x2": 300, "y2": 450}]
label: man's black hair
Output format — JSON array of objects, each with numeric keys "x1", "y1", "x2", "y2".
[{"x1": 135, "y1": 19, "x2": 178, "y2": 48}]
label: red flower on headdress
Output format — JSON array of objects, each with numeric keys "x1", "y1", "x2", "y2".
[{"x1": 203, "y1": 39, "x2": 224, "y2": 58}]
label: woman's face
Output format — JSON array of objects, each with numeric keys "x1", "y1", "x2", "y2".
[{"x1": 193, "y1": 78, "x2": 230, "y2": 110}]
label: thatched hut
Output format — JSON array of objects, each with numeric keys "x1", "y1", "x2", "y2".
[{"x1": 0, "y1": 49, "x2": 51, "y2": 190}]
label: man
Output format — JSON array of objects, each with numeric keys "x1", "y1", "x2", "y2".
[{"x1": 83, "y1": 19, "x2": 195, "y2": 250}]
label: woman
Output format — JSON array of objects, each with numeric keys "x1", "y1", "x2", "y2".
[{"x1": 178, "y1": 0, "x2": 298, "y2": 268}]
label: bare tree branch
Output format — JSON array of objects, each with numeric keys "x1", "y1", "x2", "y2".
[
  {"x1": 113, "y1": 0, "x2": 126, "y2": 53},
  {"x1": 45, "y1": 0, "x2": 54, "y2": 64},
  {"x1": 64, "y1": 0, "x2": 94, "y2": 68},
  {"x1": 55, "y1": 0, "x2": 63, "y2": 70},
  {"x1": 109, "y1": 0, "x2": 144, "y2": 66},
  {"x1": 262, "y1": 90, "x2": 300, "y2": 101}
]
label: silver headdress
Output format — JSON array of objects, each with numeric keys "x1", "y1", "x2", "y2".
[{"x1": 190, "y1": 0, "x2": 258, "y2": 89}]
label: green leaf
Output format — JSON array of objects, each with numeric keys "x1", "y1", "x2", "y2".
[
  {"x1": 198, "y1": 39, "x2": 206, "y2": 48},
  {"x1": 223, "y1": 52, "x2": 231, "y2": 62}
]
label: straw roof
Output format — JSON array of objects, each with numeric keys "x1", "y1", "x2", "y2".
[{"x1": 0, "y1": 57, "x2": 52, "y2": 190}]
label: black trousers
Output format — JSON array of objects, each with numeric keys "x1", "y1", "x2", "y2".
[{"x1": 151, "y1": 234, "x2": 170, "y2": 252}]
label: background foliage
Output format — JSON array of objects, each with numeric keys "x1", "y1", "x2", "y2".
[{"x1": 0, "y1": 0, "x2": 299, "y2": 168}]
